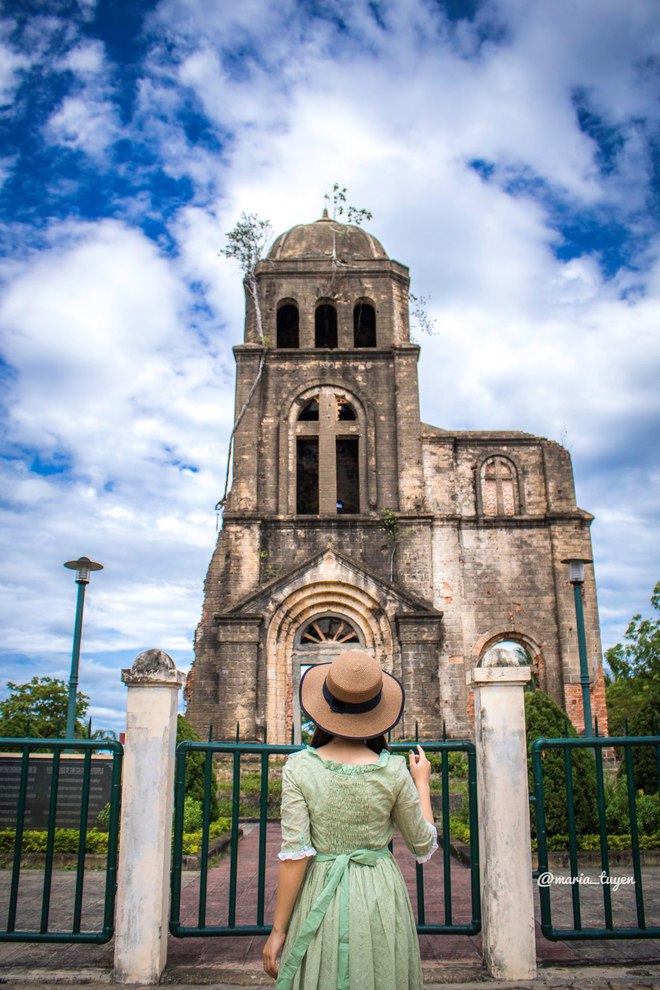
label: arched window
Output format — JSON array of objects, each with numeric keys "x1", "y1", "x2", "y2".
[
  {"x1": 299, "y1": 616, "x2": 360, "y2": 645},
  {"x1": 481, "y1": 456, "x2": 518, "y2": 516},
  {"x1": 277, "y1": 303, "x2": 299, "y2": 348},
  {"x1": 353, "y1": 302, "x2": 376, "y2": 347},
  {"x1": 315, "y1": 304, "x2": 338, "y2": 349},
  {"x1": 295, "y1": 389, "x2": 361, "y2": 515}
]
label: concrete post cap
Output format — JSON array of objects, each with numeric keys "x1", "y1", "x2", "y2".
[
  {"x1": 122, "y1": 649, "x2": 186, "y2": 688},
  {"x1": 468, "y1": 666, "x2": 532, "y2": 687},
  {"x1": 480, "y1": 646, "x2": 524, "y2": 668}
]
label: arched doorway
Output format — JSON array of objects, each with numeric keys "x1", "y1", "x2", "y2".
[
  {"x1": 291, "y1": 614, "x2": 365, "y2": 743},
  {"x1": 263, "y1": 567, "x2": 398, "y2": 743}
]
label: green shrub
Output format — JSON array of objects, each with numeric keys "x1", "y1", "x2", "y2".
[
  {"x1": 177, "y1": 715, "x2": 220, "y2": 821},
  {"x1": 606, "y1": 779, "x2": 660, "y2": 835},
  {"x1": 95, "y1": 802, "x2": 111, "y2": 831},
  {"x1": 639, "y1": 831, "x2": 660, "y2": 850},
  {"x1": 616, "y1": 702, "x2": 659, "y2": 794},
  {"x1": 183, "y1": 797, "x2": 204, "y2": 833},
  {"x1": 447, "y1": 751, "x2": 469, "y2": 778},
  {"x1": 0, "y1": 828, "x2": 109, "y2": 854},
  {"x1": 449, "y1": 818, "x2": 470, "y2": 844},
  {"x1": 525, "y1": 691, "x2": 597, "y2": 837},
  {"x1": 540, "y1": 831, "x2": 659, "y2": 852},
  {"x1": 180, "y1": 817, "x2": 231, "y2": 855},
  {"x1": 427, "y1": 751, "x2": 468, "y2": 778}
]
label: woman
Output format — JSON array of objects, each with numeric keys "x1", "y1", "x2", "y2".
[{"x1": 263, "y1": 650, "x2": 437, "y2": 990}]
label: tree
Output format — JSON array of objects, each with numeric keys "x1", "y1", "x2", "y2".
[
  {"x1": 177, "y1": 715, "x2": 219, "y2": 821},
  {"x1": 408, "y1": 292, "x2": 438, "y2": 339},
  {"x1": 604, "y1": 582, "x2": 659, "y2": 792},
  {"x1": 216, "y1": 212, "x2": 273, "y2": 512},
  {"x1": 221, "y1": 212, "x2": 273, "y2": 344},
  {"x1": 605, "y1": 581, "x2": 659, "y2": 685},
  {"x1": 380, "y1": 508, "x2": 413, "y2": 582},
  {"x1": 326, "y1": 183, "x2": 373, "y2": 226},
  {"x1": 525, "y1": 690, "x2": 597, "y2": 837},
  {"x1": 605, "y1": 582, "x2": 659, "y2": 735},
  {"x1": 0, "y1": 676, "x2": 89, "y2": 738}
]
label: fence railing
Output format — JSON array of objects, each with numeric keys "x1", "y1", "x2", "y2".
[
  {"x1": 0, "y1": 737, "x2": 122, "y2": 943},
  {"x1": 531, "y1": 733, "x2": 660, "y2": 941},
  {"x1": 170, "y1": 739, "x2": 480, "y2": 938}
]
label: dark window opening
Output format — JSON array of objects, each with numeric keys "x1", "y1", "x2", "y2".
[
  {"x1": 297, "y1": 437, "x2": 319, "y2": 514},
  {"x1": 315, "y1": 304, "x2": 338, "y2": 348},
  {"x1": 277, "y1": 304, "x2": 299, "y2": 348},
  {"x1": 300, "y1": 616, "x2": 359, "y2": 645},
  {"x1": 336, "y1": 438, "x2": 359, "y2": 514},
  {"x1": 353, "y1": 303, "x2": 376, "y2": 347},
  {"x1": 298, "y1": 398, "x2": 319, "y2": 421},
  {"x1": 337, "y1": 398, "x2": 356, "y2": 421}
]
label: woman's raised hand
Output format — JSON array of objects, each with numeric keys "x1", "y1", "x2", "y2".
[{"x1": 408, "y1": 744, "x2": 431, "y2": 785}]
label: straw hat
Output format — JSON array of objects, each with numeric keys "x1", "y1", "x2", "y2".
[{"x1": 300, "y1": 651, "x2": 404, "y2": 739}]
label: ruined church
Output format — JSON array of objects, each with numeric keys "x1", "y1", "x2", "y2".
[{"x1": 186, "y1": 213, "x2": 607, "y2": 742}]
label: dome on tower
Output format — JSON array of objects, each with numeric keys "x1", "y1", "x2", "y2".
[{"x1": 267, "y1": 211, "x2": 388, "y2": 261}]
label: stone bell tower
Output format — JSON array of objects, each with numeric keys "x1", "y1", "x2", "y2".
[{"x1": 186, "y1": 213, "x2": 607, "y2": 743}]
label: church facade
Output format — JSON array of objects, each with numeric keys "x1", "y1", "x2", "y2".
[{"x1": 186, "y1": 214, "x2": 607, "y2": 742}]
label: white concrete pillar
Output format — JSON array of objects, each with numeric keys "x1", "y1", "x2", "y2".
[
  {"x1": 467, "y1": 648, "x2": 536, "y2": 980},
  {"x1": 114, "y1": 649, "x2": 185, "y2": 985}
]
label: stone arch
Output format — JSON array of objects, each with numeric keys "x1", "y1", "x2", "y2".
[
  {"x1": 473, "y1": 626, "x2": 544, "y2": 684},
  {"x1": 475, "y1": 452, "x2": 526, "y2": 517},
  {"x1": 465, "y1": 626, "x2": 544, "y2": 726},
  {"x1": 265, "y1": 581, "x2": 397, "y2": 743}
]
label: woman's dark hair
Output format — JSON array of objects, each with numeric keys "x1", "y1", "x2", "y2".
[{"x1": 310, "y1": 726, "x2": 389, "y2": 754}]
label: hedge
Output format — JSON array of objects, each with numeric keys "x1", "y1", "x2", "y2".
[
  {"x1": 0, "y1": 827, "x2": 109, "y2": 854},
  {"x1": 0, "y1": 816, "x2": 232, "y2": 857}
]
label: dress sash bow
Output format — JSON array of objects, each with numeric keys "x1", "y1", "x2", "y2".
[{"x1": 276, "y1": 846, "x2": 392, "y2": 990}]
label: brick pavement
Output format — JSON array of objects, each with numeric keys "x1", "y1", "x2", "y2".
[{"x1": 0, "y1": 823, "x2": 658, "y2": 986}]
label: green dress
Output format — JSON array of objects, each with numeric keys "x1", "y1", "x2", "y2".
[{"x1": 276, "y1": 746, "x2": 437, "y2": 990}]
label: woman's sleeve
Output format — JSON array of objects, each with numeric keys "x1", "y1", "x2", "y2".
[
  {"x1": 391, "y1": 761, "x2": 438, "y2": 864},
  {"x1": 278, "y1": 760, "x2": 317, "y2": 861}
]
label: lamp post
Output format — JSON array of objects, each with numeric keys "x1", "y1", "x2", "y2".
[
  {"x1": 63, "y1": 556, "x2": 103, "y2": 739},
  {"x1": 561, "y1": 557, "x2": 593, "y2": 737}
]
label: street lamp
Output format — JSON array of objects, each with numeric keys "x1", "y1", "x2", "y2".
[
  {"x1": 561, "y1": 557, "x2": 593, "y2": 737},
  {"x1": 63, "y1": 556, "x2": 103, "y2": 740}
]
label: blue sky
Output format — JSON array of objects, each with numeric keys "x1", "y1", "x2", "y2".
[{"x1": 1, "y1": 0, "x2": 659, "y2": 735}]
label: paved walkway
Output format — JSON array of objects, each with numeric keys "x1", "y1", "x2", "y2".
[{"x1": 1, "y1": 824, "x2": 658, "y2": 987}]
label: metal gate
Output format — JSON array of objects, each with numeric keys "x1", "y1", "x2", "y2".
[
  {"x1": 0, "y1": 736, "x2": 122, "y2": 943},
  {"x1": 170, "y1": 739, "x2": 481, "y2": 938},
  {"x1": 532, "y1": 732, "x2": 659, "y2": 941}
]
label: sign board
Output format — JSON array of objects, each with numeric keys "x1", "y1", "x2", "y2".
[{"x1": 0, "y1": 754, "x2": 114, "y2": 829}]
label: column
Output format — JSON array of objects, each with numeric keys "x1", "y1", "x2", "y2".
[
  {"x1": 114, "y1": 649, "x2": 186, "y2": 985},
  {"x1": 467, "y1": 648, "x2": 536, "y2": 980}
]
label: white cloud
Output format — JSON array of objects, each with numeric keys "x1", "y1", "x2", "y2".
[
  {"x1": 0, "y1": 32, "x2": 30, "y2": 107},
  {"x1": 45, "y1": 95, "x2": 120, "y2": 157},
  {"x1": 0, "y1": 219, "x2": 234, "y2": 730}
]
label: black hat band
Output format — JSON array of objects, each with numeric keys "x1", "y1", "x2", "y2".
[{"x1": 322, "y1": 680, "x2": 383, "y2": 715}]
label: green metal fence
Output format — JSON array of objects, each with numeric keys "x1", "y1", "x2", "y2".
[
  {"x1": 0, "y1": 737, "x2": 122, "y2": 943},
  {"x1": 532, "y1": 733, "x2": 660, "y2": 941},
  {"x1": 170, "y1": 739, "x2": 480, "y2": 938}
]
